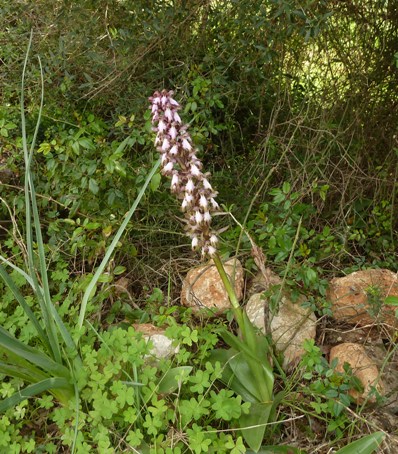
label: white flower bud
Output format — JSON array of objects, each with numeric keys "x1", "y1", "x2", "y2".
[
  {"x1": 161, "y1": 95, "x2": 168, "y2": 105},
  {"x1": 203, "y1": 179, "x2": 212, "y2": 190},
  {"x1": 153, "y1": 97, "x2": 161, "y2": 105},
  {"x1": 195, "y1": 210, "x2": 203, "y2": 224},
  {"x1": 190, "y1": 164, "x2": 201, "y2": 177},
  {"x1": 170, "y1": 98, "x2": 179, "y2": 106},
  {"x1": 170, "y1": 144, "x2": 179, "y2": 155},
  {"x1": 174, "y1": 112, "x2": 181, "y2": 123},
  {"x1": 199, "y1": 195, "x2": 208, "y2": 208},
  {"x1": 171, "y1": 174, "x2": 179, "y2": 188},
  {"x1": 186, "y1": 179, "x2": 195, "y2": 193},
  {"x1": 191, "y1": 236, "x2": 199, "y2": 249},
  {"x1": 151, "y1": 104, "x2": 158, "y2": 113},
  {"x1": 181, "y1": 199, "x2": 188, "y2": 209},
  {"x1": 208, "y1": 246, "x2": 217, "y2": 256},
  {"x1": 210, "y1": 234, "x2": 218, "y2": 245},
  {"x1": 163, "y1": 162, "x2": 173, "y2": 173},
  {"x1": 182, "y1": 139, "x2": 192, "y2": 150},
  {"x1": 203, "y1": 211, "x2": 211, "y2": 223},
  {"x1": 210, "y1": 198, "x2": 219, "y2": 210}
]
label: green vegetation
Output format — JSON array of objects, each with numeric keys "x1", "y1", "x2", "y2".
[{"x1": 0, "y1": 0, "x2": 396, "y2": 452}]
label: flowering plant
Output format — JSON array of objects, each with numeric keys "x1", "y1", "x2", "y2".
[{"x1": 149, "y1": 89, "x2": 276, "y2": 452}]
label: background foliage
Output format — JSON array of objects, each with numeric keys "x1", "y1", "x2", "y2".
[{"x1": 0, "y1": 0, "x2": 397, "y2": 451}]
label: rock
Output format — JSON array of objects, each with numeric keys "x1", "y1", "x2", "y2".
[
  {"x1": 270, "y1": 295, "x2": 317, "y2": 370},
  {"x1": 327, "y1": 269, "x2": 398, "y2": 328},
  {"x1": 133, "y1": 324, "x2": 179, "y2": 359},
  {"x1": 181, "y1": 258, "x2": 244, "y2": 315},
  {"x1": 247, "y1": 268, "x2": 282, "y2": 298},
  {"x1": 0, "y1": 167, "x2": 14, "y2": 183},
  {"x1": 329, "y1": 342, "x2": 385, "y2": 404},
  {"x1": 114, "y1": 277, "x2": 130, "y2": 296},
  {"x1": 245, "y1": 293, "x2": 267, "y2": 333}
]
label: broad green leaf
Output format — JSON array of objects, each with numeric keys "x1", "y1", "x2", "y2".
[
  {"x1": 334, "y1": 432, "x2": 385, "y2": 454},
  {"x1": 209, "y1": 349, "x2": 262, "y2": 403},
  {"x1": 150, "y1": 172, "x2": 161, "y2": 192},
  {"x1": 385, "y1": 296, "x2": 398, "y2": 306},
  {"x1": 157, "y1": 366, "x2": 193, "y2": 394},
  {"x1": 89, "y1": 178, "x2": 99, "y2": 194},
  {"x1": 239, "y1": 402, "x2": 272, "y2": 452}
]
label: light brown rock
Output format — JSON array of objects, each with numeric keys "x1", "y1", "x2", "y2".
[
  {"x1": 247, "y1": 268, "x2": 282, "y2": 297},
  {"x1": 133, "y1": 323, "x2": 179, "y2": 359},
  {"x1": 271, "y1": 295, "x2": 317, "y2": 370},
  {"x1": 330, "y1": 342, "x2": 385, "y2": 403},
  {"x1": 245, "y1": 293, "x2": 267, "y2": 333},
  {"x1": 327, "y1": 269, "x2": 398, "y2": 327},
  {"x1": 114, "y1": 277, "x2": 130, "y2": 296},
  {"x1": 181, "y1": 258, "x2": 244, "y2": 315}
]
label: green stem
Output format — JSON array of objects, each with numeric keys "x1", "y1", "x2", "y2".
[{"x1": 212, "y1": 254, "x2": 245, "y2": 333}]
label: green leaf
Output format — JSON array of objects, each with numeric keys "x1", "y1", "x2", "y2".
[
  {"x1": 282, "y1": 182, "x2": 291, "y2": 194},
  {"x1": 157, "y1": 367, "x2": 193, "y2": 394},
  {"x1": 385, "y1": 296, "x2": 398, "y2": 306},
  {"x1": 150, "y1": 172, "x2": 161, "y2": 192},
  {"x1": 248, "y1": 446, "x2": 306, "y2": 454},
  {"x1": 113, "y1": 265, "x2": 127, "y2": 275},
  {"x1": 334, "y1": 432, "x2": 385, "y2": 454},
  {"x1": 78, "y1": 137, "x2": 95, "y2": 150},
  {"x1": 0, "y1": 327, "x2": 70, "y2": 378},
  {"x1": 239, "y1": 402, "x2": 272, "y2": 452},
  {"x1": 89, "y1": 178, "x2": 99, "y2": 194},
  {"x1": 209, "y1": 349, "x2": 259, "y2": 402},
  {"x1": 0, "y1": 377, "x2": 71, "y2": 413}
]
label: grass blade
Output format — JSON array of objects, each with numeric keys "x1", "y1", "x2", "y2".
[
  {"x1": 0, "y1": 327, "x2": 70, "y2": 378},
  {"x1": 0, "y1": 377, "x2": 71, "y2": 413}
]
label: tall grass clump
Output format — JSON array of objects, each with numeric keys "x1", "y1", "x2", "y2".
[{"x1": 0, "y1": 34, "x2": 160, "y2": 418}]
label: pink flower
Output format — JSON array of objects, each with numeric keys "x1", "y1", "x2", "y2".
[
  {"x1": 158, "y1": 120, "x2": 166, "y2": 132},
  {"x1": 169, "y1": 126, "x2": 177, "y2": 140},
  {"x1": 165, "y1": 108, "x2": 173, "y2": 122},
  {"x1": 162, "y1": 138, "x2": 170, "y2": 151},
  {"x1": 150, "y1": 89, "x2": 220, "y2": 258}
]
